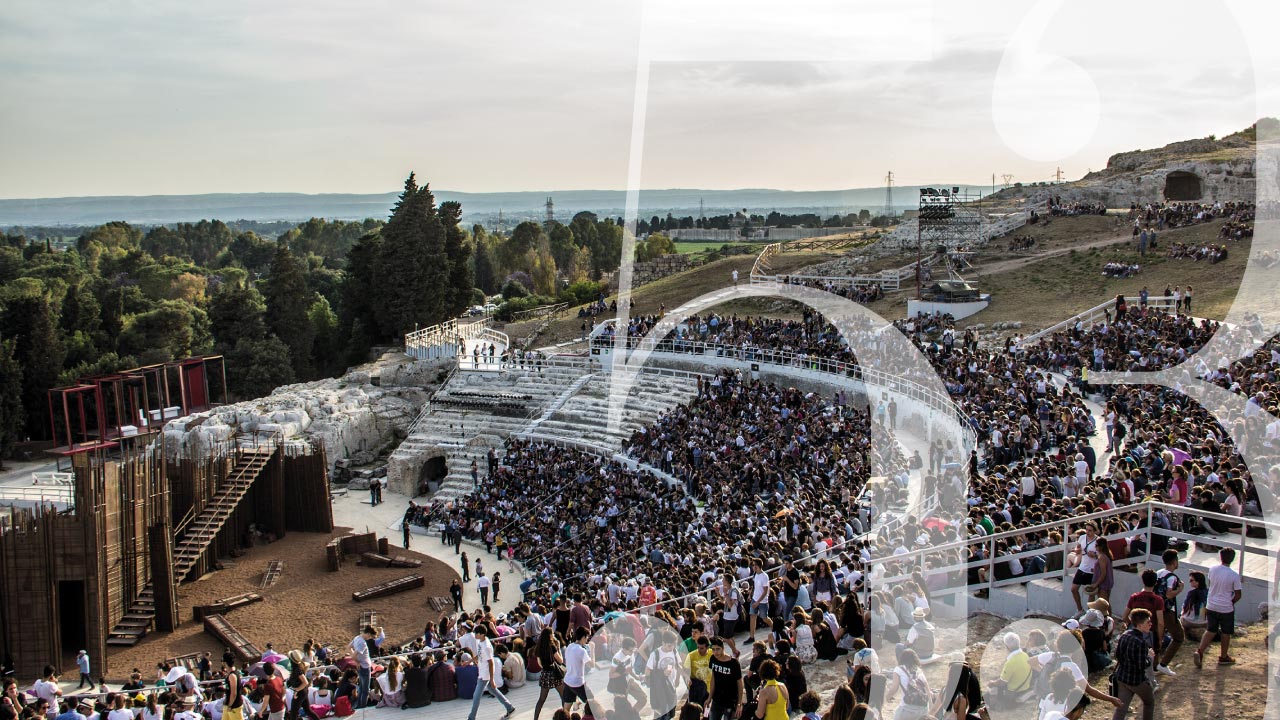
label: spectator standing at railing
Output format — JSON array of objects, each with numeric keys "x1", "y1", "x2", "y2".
[{"x1": 1194, "y1": 548, "x2": 1242, "y2": 668}]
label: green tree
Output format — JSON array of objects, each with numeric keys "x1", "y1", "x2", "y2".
[
  {"x1": 0, "y1": 246, "x2": 23, "y2": 284},
  {"x1": 439, "y1": 201, "x2": 472, "y2": 319},
  {"x1": 0, "y1": 337, "x2": 23, "y2": 467},
  {"x1": 263, "y1": 242, "x2": 315, "y2": 379},
  {"x1": 208, "y1": 279, "x2": 268, "y2": 353},
  {"x1": 226, "y1": 337, "x2": 295, "y2": 399},
  {"x1": 375, "y1": 173, "x2": 450, "y2": 339},
  {"x1": 308, "y1": 295, "x2": 340, "y2": 377},
  {"x1": 472, "y1": 231, "x2": 498, "y2": 296},
  {"x1": 0, "y1": 280, "x2": 65, "y2": 438},
  {"x1": 858, "y1": 209, "x2": 871, "y2": 224},
  {"x1": 548, "y1": 222, "x2": 576, "y2": 271},
  {"x1": 118, "y1": 300, "x2": 212, "y2": 365},
  {"x1": 500, "y1": 221, "x2": 544, "y2": 274},
  {"x1": 339, "y1": 230, "x2": 383, "y2": 354}
]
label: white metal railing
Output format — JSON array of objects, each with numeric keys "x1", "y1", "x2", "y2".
[
  {"x1": 1017, "y1": 295, "x2": 1178, "y2": 348},
  {"x1": 510, "y1": 301, "x2": 569, "y2": 322},
  {"x1": 749, "y1": 242, "x2": 782, "y2": 281},
  {"x1": 32, "y1": 471, "x2": 73, "y2": 485},
  {"x1": 404, "y1": 317, "x2": 492, "y2": 360},
  {"x1": 0, "y1": 485, "x2": 75, "y2": 506},
  {"x1": 865, "y1": 501, "x2": 1274, "y2": 600},
  {"x1": 590, "y1": 332, "x2": 975, "y2": 450}
]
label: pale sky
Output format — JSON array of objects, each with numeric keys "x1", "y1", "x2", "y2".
[{"x1": 1, "y1": 0, "x2": 1278, "y2": 198}]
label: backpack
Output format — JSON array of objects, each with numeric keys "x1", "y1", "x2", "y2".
[
  {"x1": 332, "y1": 697, "x2": 353, "y2": 718},
  {"x1": 1155, "y1": 571, "x2": 1182, "y2": 604},
  {"x1": 1033, "y1": 653, "x2": 1073, "y2": 700},
  {"x1": 901, "y1": 668, "x2": 931, "y2": 707}
]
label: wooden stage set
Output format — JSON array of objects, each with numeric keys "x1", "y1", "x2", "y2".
[{"x1": 0, "y1": 433, "x2": 333, "y2": 679}]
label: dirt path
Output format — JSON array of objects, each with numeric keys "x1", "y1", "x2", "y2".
[{"x1": 968, "y1": 229, "x2": 1132, "y2": 278}]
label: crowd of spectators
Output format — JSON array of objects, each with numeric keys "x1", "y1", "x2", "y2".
[
  {"x1": 1049, "y1": 200, "x2": 1107, "y2": 217},
  {"x1": 1102, "y1": 262, "x2": 1141, "y2": 278},
  {"x1": 1007, "y1": 236, "x2": 1036, "y2": 252},
  {"x1": 1129, "y1": 200, "x2": 1255, "y2": 231},
  {"x1": 1167, "y1": 242, "x2": 1229, "y2": 264}
]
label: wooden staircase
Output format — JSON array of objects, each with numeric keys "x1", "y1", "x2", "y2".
[{"x1": 107, "y1": 444, "x2": 276, "y2": 647}]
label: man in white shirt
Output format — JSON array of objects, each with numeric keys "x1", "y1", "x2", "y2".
[
  {"x1": 561, "y1": 627, "x2": 594, "y2": 717},
  {"x1": 466, "y1": 625, "x2": 515, "y2": 720},
  {"x1": 749, "y1": 558, "x2": 771, "y2": 641},
  {"x1": 1194, "y1": 548, "x2": 1243, "y2": 668},
  {"x1": 477, "y1": 573, "x2": 492, "y2": 607},
  {"x1": 347, "y1": 625, "x2": 374, "y2": 709}
]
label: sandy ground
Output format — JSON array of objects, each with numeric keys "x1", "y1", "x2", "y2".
[{"x1": 104, "y1": 527, "x2": 457, "y2": 680}]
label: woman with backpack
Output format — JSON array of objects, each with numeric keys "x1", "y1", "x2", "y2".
[{"x1": 885, "y1": 649, "x2": 935, "y2": 720}]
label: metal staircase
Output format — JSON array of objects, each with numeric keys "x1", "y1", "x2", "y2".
[{"x1": 106, "y1": 438, "x2": 278, "y2": 647}]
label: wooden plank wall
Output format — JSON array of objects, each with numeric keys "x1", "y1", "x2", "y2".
[{"x1": 282, "y1": 444, "x2": 333, "y2": 533}]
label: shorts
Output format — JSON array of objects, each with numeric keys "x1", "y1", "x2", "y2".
[
  {"x1": 560, "y1": 683, "x2": 589, "y2": 704},
  {"x1": 752, "y1": 601, "x2": 770, "y2": 619},
  {"x1": 1207, "y1": 609, "x2": 1235, "y2": 636},
  {"x1": 1072, "y1": 569, "x2": 1094, "y2": 586},
  {"x1": 719, "y1": 618, "x2": 738, "y2": 638}
]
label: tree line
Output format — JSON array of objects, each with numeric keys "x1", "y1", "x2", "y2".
[{"x1": 1, "y1": 172, "x2": 623, "y2": 463}]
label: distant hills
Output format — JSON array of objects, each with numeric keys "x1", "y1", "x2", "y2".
[{"x1": 0, "y1": 185, "x2": 993, "y2": 227}]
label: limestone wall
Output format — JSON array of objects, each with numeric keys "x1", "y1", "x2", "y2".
[{"x1": 160, "y1": 352, "x2": 449, "y2": 468}]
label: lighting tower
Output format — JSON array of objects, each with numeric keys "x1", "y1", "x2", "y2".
[
  {"x1": 884, "y1": 171, "x2": 894, "y2": 217},
  {"x1": 545, "y1": 196, "x2": 555, "y2": 228}
]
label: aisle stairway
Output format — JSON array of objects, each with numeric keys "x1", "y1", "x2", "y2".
[
  {"x1": 106, "y1": 444, "x2": 277, "y2": 647},
  {"x1": 390, "y1": 365, "x2": 588, "y2": 501}
]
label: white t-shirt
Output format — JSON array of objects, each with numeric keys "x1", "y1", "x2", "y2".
[
  {"x1": 32, "y1": 679, "x2": 59, "y2": 706},
  {"x1": 1077, "y1": 536, "x2": 1098, "y2": 574},
  {"x1": 1206, "y1": 563, "x2": 1242, "y2": 613},
  {"x1": 563, "y1": 642, "x2": 591, "y2": 687},
  {"x1": 752, "y1": 571, "x2": 769, "y2": 604},
  {"x1": 109, "y1": 709, "x2": 136, "y2": 720},
  {"x1": 349, "y1": 635, "x2": 371, "y2": 668},
  {"x1": 476, "y1": 639, "x2": 497, "y2": 682},
  {"x1": 477, "y1": 576, "x2": 492, "y2": 590}
]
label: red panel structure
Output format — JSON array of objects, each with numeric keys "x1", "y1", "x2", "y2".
[{"x1": 46, "y1": 355, "x2": 228, "y2": 462}]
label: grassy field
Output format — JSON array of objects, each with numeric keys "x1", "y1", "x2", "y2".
[{"x1": 672, "y1": 240, "x2": 769, "y2": 255}]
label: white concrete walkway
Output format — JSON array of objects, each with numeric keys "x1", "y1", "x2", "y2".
[{"x1": 330, "y1": 487, "x2": 523, "y2": 617}]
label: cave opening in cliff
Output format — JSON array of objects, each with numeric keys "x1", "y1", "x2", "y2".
[
  {"x1": 419, "y1": 455, "x2": 447, "y2": 495},
  {"x1": 1164, "y1": 171, "x2": 1203, "y2": 201}
]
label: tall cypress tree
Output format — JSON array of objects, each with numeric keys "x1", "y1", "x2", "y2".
[
  {"x1": 377, "y1": 177, "x2": 432, "y2": 338},
  {"x1": 263, "y1": 242, "x2": 315, "y2": 379},
  {"x1": 439, "y1": 201, "x2": 472, "y2": 318}
]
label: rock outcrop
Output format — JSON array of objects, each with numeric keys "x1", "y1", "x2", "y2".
[{"x1": 161, "y1": 352, "x2": 449, "y2": 467}]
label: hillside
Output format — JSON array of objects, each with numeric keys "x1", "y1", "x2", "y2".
[{"x1": 988, "y1": 119, "x2": 1274, "y2": 208}]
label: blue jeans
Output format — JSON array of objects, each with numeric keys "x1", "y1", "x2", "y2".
[
  {"x1": 356, "y1": 666, "x2": 371, "y2": 708},
  {"x1": 467, "y1": 678, "x2": 514, "y2": 720}
]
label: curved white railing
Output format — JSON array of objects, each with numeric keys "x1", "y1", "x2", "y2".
[
  {"x1": 589, "y1": 329, "x2": 976, "y2": 454},
  {"x1": 1017, "y1": 295, "x2": 1178, "y2": 348}
]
